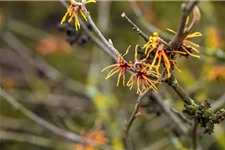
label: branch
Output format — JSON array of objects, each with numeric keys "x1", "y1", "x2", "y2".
[
  {"x1": 121, "y1": 12, "x2": 149, "y2": 42},
  {"x1": 59, "y1": 0, "x2": 118, "y2": 61},
  {"x1": 170, "y1": 107, "x2": 192, "y2": 125},
  {"x1": 169, "y1": 0, "x2": 199, "y2": 50},
  {"x1": 1, "y1": 31, "x2": 86, "y2": 96},
  {"x1": 121, "y1": 12, "x2": 169, "y2": 47},
  {"x1": 0, "y1": 87, "x2": 96, "y2": 145},
  {"x1": 124, "y1": 90, "x2": 150, "y2": 136},
  {"x1": 192, "y1": 119, "x2": 202, "y2": 150},
  {"x1": 124, "y1": 89, "x2": 151, "y2": 150},
  {"x1": 0, "y1": 130, "x2": 74, "y2": 149},
  {"x1": 60, "y1": 0, "x2": 143, "y2": 78},
  {"x1": 149, "y1": 92, "x2": 189, "y2": 134},
  {"x1": 166, "y1": 75, "x2": 225, "y2": 134},
  {"x1": 128, "y1": 1, "x2": 171, "y2": 40},
  {"x1": 211, "y1": 93, "x2": 225, "y2": 112},
  {"x1": 141, "y1": 137, "x2": 170, "y2": 150},
  {"x1": 81, "y1": 0, "x2": 119, "y2": 58},
  {"x1": 166, "y1": 74, "x2": 195, "y2": 105}
]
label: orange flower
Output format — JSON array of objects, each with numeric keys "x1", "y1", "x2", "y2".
[
  {"x1": 1, "y1": 79, "x2": 17, "y2": 90},
  {"x1": 101, "y1": 45, "x2": 133, "y2": 87},
  {"x1": 208, "y1": 65, "x2": 225, "y2": 81},
  {"x1": 127, "y1": 67, "x2": 159, "y2": 94},
  {"x1": 75, "y1": 129, "x2": 108, "y2": 150},
  {"x1": 36, "y1": 36, "x2": 71, "y2": 55},
  {"x1": 149, "y1": 49, "x2": 184, "y2": 77},
  {"x1": 143, "y1": 32, "x2": 185, "y2": 77},
  {"x1": 167, "y1": 28, "x2": 202, "y2": 58},
  {"x1": 167, "y1": 16, "x2": 202, "y2": 58},
  {"x1": 61, "y1": 0, "x2": 96, "y2": 31},
  {"x1": 143, "y1": 32, "x2": 159, "y2": 58},
  {"x1": 127, "y1": 46, "x2": 159, "y2": 94}
]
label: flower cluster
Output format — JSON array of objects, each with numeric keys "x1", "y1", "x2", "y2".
[
  {"x1": 60, "y1": 2, "x2": 203, "y2": 95},
  {"x1": 102, "y1": 28, "x2": 202, "y2": 94},
  {"x1": 60, "y1": 0, "x2": 96, "y2": 31},
  {"x1": 102, "y1": 45, "x2": 160, "y2": 94}
]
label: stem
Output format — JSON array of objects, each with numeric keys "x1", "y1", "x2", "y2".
[
  {"x1": 124, "y1": 89, "x2": 150, "y2": 150},
  {"x1": 149, "y1": 92, "x2": 189, "y2": 134},
  {"x1": 193, "y1": 119, "x2": 202, "y2": 150},
  {"x1": 169, "y1": 0, "x2": 198, "y2": 50},
  {"x1": 166, "y1": 74, "x2": 195, "y2": 105},
  {"x1": 121, "y1": 12, "x2": 149, "y2": 42}
]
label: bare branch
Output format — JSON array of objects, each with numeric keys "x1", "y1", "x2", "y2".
[
  {"x1": 187, "y1": 6, "x2": 201, "y2": 32},
  {"x1": 1, "y1": 31, "x2": 86, "y2": 95},
  {"x1": 125, "y1": 89, "x2": 151, "y2": 135},
  {"x1": 149, "y1": 93, "x2": 189, "y2": 134},
  {"x1": 0, "y1": 130, "x2": 74, "y2": 149},
  {"x1": 59, "y1": 0, "x2": 118, "y2": 61},
  {"x1": 121, "y1": 12, "x2": 149, "y2": 42},
  {"x1": 169, "y1": 0, "x2": 199, "y2": 50},
  {"x1": 0, "y1": 87, "x2": 96, "y2": 145},
  {"x1": 141, "y1": 137, "x2": 170, "y2": 150},
  {"x1": 211, "y1": 93, "x2": 225, "y2": 112},
  {"x1": 170, "y1": 107, "x2": 192, "y2": 125},
  {"x1": 121, "y1": 12, "x2": 169, "y2": 49},
  {"x1": 124, "y1": 89, "x2": 151, "y2": 150},
  {"x1": 81, "y1": 0, "x2": 119, "y2": 57},
  {"x1": 128, "y1": 1, "x2": 171, "y2": 40},
  {"x1": 192, "y1": 119, "x2": 202, "y2": 150}
]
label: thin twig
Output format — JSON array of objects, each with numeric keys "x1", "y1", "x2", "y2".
[
  {"x1": 149, "y1": 92, "x2": 189, "y2": 134},
  {"x1": 141, "y1": 137, "x2": 170, "y2": 150},
  {"x1": 128, "y1": 1, "x2": 171, "y2": 40},
  {"x1": 6, "y1": 18, "x2": 47, "y2": 40},
  {"x1": 211, "y1": 93, "x2": 225, "y2": 112},
  {"x1": 125, "y1": 90, "x2": 150, "y2": 135},
  {"x1": 0, "y1": 130, "x2": 75, "y2": 149},
  {"x1": 170, "y1": 107, "x2": 192, "y2": 125},
  {"x1": 1, "y1": 31, "x2": 86, "y2": 95},
  {"x1": 81, "y1": 0, "x2": 119, "y2": 57},
  {"x1": 0, "y1": 87, "x2": 95, "y2": 145},
  {"x1": 121, "y1": 12, "x2": 169, "y2": 47},
  {"x1": 60, "y1": 0, "x2": 146, "y2": 78},
  {"x1": 121, "y1": 12, "x2": 149, "y2": 42},
  {"x1": 59, "y1": 0, "x2": 118, "y2": 61},
  {"x1": 124, "y1": 89, "x2": 151, "y2": 150},
  {"x1": 193, "y1": 119, "x2": 202, "y2": 150}
]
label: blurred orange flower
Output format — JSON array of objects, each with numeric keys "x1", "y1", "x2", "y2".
[
  {"x1": 208, "y1": 65, "x2": 225, "y2": 81},
  {"x1": 1, "y1": 79, "x2": 17, "y2": 90},
  {"x1": 75, "y1": 129, "x2": 108, "y2": 150},
  {"x1": 205, "y1": 27, "x2": 221, "y2": 49},
  {"x1": 36, "y1": 36, "x2": 72, "y2": 55}
]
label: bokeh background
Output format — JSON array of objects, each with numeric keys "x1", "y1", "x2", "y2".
[{"x1": 0, "y1": 1, "x2": 225, "y2": 150}]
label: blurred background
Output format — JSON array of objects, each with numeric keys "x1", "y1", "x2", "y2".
[{"x1": 0, "y1": 1, "x2": 225, "y2": 150}]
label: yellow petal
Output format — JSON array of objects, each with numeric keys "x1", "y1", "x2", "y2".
[{"x1": 167, "y1": 28, "x2": 177, "y2": 34}]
